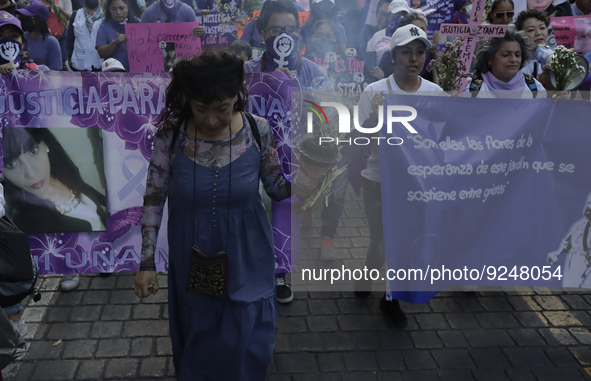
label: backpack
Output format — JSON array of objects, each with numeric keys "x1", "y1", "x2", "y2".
[
  {"x1": 44, "y1": 0, "x2": 66, "y2": 40},
  {"x1": 469, "y1": 74, "x2": 538, "y2": 98},
  {"x1": 0, "y1": 216, "x2": 40, "y2": 308}
]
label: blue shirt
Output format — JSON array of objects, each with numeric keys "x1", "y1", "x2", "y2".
[
  {"x1": 95, "y1": 20, "x2": 131, "y2": 71},
  {"x1": 240, "y1": 18, "x2": 264, "y2": 49}
]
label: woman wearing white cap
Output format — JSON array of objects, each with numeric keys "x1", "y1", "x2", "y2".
[{"x1": 354, "y1": 24, "x2": 442, "y2": 328}]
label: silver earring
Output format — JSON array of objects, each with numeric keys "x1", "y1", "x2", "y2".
[{"x1": 46, "y1": 147, "x2": 50, "y2": 153}]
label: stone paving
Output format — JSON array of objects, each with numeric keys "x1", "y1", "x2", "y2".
[{"x1": 3, "y1": 187, "x2": 591, "y2": 380}]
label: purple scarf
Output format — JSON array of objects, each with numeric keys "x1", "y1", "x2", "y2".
[{"x1": 482, "y1": 70, "x2": 526, "y2": 93}]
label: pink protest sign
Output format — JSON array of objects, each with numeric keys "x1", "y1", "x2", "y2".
[
  {"x1": 125, "y1": 22, "x2": 201, "y2": 73},
  {"x1": 438, "y1": 0, "x2": 507, "y2": 92},
  {"x1": 551, "y1": 16, "x2": 591, "y2": 56}
]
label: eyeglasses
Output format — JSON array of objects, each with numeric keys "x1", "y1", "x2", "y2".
[
  {"x1": 263, "y1": 26, "x2": 299, "y2": 37},
  {"x1": 494, "y1": 11, "x2": 514, "y2": 19}
]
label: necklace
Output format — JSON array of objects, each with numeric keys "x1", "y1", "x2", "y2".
[{"x1": 55, "y1": 191, "x2": 81, "y2": 215}]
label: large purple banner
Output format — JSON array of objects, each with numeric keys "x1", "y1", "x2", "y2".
[
  {"x1": 380, "y1": 94, "x2": 591, "y2": 291},
  {"x1": 0, "y1": 70, "x2": 296, "y2": 275}
]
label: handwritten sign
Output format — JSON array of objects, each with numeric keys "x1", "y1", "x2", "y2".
[
  {"x1": 197, "y1": 11, "x2": 238, "y2": 48},
  {"x1": 438, "y1": 0, "x2": 506, "y2": 92},
  {"x1": 125, "y1": 22, "x2": 201, "y2": 73}
]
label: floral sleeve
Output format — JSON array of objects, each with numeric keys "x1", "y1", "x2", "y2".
[
  {"x1": 140, "y1": 126, "x2": 175, "y2": 271},
  {"x1": 255, "y1": 115, "x2": 291, "y2": 202}
]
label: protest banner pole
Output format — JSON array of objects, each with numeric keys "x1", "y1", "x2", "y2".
[{"x1": 438, "y1": 0, "x2": 507, "y2": 93}]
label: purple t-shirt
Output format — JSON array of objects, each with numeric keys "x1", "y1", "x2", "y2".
[
  {"x1": 23, "y1": 32, "x2": 62, "y2": 70},
  {"x1": 95, "y1": 20, "x2": 130, "y2": 71},
  {"x1": 244, "y1": 55, "x2": 332, "y2": 92},
  {"x1": 239, "y1": 18, "x2": 264, "y2": 49},
  {"x1": 141, "y1": 1, "x2": 197, "y2": 23}
]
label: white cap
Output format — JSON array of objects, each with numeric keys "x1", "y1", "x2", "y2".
[
  {"x1": 101, "y1": 58, "x2": 126, "y2": 72},
  {"x1": 313, "y1": 0, "x2": 334, "y2": 3},
  {"x1": 388, "y1": 0, "x2": 421, "y2": 15},
  {"x1": 390, "y1": 24, "x2": 431, "y2": 51}
]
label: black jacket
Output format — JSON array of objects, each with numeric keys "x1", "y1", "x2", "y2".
[{"x1": 10, "y1": 185, "x2": 108, "y2": 235}]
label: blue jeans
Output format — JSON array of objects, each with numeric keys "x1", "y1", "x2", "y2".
[{"x1": 4, "y1": 302, "x2": 23, "y2": 315}]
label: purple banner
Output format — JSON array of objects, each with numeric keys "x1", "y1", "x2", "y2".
[
  {"x1": 0, "y1": 71, "x2": 295, "y2": 275},
  {"x1": 380, "y1": 94, "x2": 591, "y2": 291}
]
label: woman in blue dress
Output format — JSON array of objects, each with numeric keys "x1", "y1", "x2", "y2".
[{"x1": 134, "y1": 50, "x2": 291, "y2": 380}]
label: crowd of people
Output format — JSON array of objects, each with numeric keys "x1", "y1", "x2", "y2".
[{"x1": 0, "y1": 0, "x2": 590, "y2": 378}]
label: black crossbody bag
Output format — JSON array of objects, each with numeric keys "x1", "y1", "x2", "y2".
[{"x1": 185, "y1": 113, "x2": 261, "y2": 298}]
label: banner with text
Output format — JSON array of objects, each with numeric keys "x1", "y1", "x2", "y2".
[
  {"x1": 125, "y1": 22, "x2": 201, "y2": 73},
  {"x1": 380, "y1": 94, "x2": 591, "y2": 291},
  {"x1": 0, "y1": 71, "x2": 296, "y2": 275}
]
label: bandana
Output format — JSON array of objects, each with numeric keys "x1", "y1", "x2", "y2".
[
  {"x1": 0, "y1": 37, "x2": 22, "y2": 68},
  {"x1": 264, "y1": 33, "x2": 299, "y2": 71}
]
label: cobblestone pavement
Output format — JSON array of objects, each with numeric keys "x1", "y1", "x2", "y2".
[{"x1": 4, "y1": 188, "x2": 591, "y2": 380}]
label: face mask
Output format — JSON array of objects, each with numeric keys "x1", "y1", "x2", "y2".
[
  {"x1": 464, "y1": 4, "x2": 473, "y2": 15},
  {"x1": 0, "y1": 37, "x2": 22, "y2": 69},
  {"x1": 265, "y1": 33, "x2": 299, "y2": 71},
  {"x1": 162, "y1": 0, "x2": 175, "y2": 9},
  {"x1": 85, "y1": 0, "x2": 99, "y2": 10},
  {"x1": 307, "y1": 39, "x2": 337, "y2": 60},
  {"x1": 20, "y1": 17, "x2": 35, "y2": 33}
]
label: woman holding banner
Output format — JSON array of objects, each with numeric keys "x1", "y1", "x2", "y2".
[
  {"x1": 95, "y1": 0, "x2": 141, "y2": 71},
  {"x1": 354, "y1": 24, "x2": 442, "y2": 328},
  {"x1": 470, "y1": 28, "x2": 547, "y2": 98},
  {"x1": 134, "y1": 50, "x2": 291, "y2": 379}
]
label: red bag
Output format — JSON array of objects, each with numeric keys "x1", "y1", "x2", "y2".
[{"x1": 44, "y1": 0, "x2": 65, "y2": 39}]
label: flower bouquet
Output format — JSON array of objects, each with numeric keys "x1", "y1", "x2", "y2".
[
  {"x1": 427, "y1": 39, "x2": 472, "y2": 96},
  {"x1": 546, "y1": 45, "x2": 588, "y2": 91},
  {"x1": 292, "y1": 126, "x2": 347, "y2": 212}
]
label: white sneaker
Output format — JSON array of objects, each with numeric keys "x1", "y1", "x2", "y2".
[
  {"x1": 61, "y1": 274, "x2": 80, "y2": 291},
  {"x1": 10, "y1": 318, "x2": 28, "y2": 337}
]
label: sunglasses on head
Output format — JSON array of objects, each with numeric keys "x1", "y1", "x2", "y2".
[{"x1": 494, "y1": 11, "x2": 514, "y2": 18}]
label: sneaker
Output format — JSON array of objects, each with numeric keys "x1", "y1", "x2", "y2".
[
  {"x1": 10, "y1": 318, "x2": 27, "y2": 337},
  {"x1": 320, "y1": 237, "x2": 337, "y2": 261},
  {"x1": 61, "y1": 274, "x2": 80, "y2": 291},
  {"x1": 276, "y1": 276, "x2": 293, "y2": 304},
  {"x1": 380, "y1": 295, "x2": 407, "y2": 329},
  {"x1": 301, "y1": 210, "x2": 313, "y2": 229}
]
